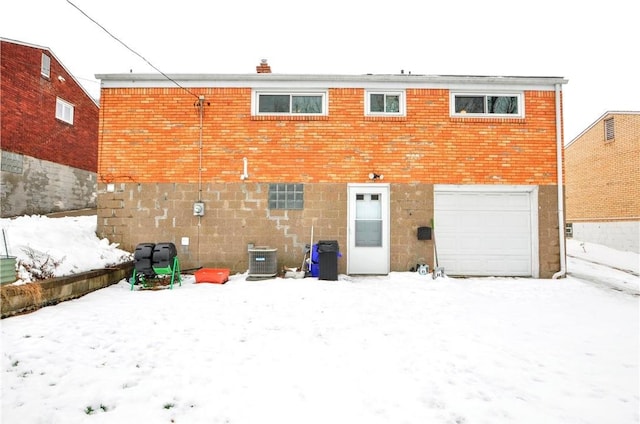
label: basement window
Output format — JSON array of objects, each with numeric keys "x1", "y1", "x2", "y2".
[
  {"x1": 55, "y1": 97, "x2": 74, "y2": 125},
  {"x1": 41, "y1": 53, "x2": 51, "y2": 78},
  {"x1": 451, "y1": 92, "x2": 523, "y2": 117},
  {"x1": 604, "y1": 117, "x2": 615, "y2": 141},
  {"x1": 365, "y1": 91, "x2": 405, "y2": 116},
  {"x1": 269, "y1": 184, "x2": 304, "y2": 210},
  {"x1": 253, "y1": 91, "x2": 327, "y2": 116}
]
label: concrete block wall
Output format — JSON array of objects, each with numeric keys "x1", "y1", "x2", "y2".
[
  {"x1": 98, "y1": 182, "x2": 347, "y2": 273},
  {"x1": 97, "y1": 181, "x2": 561, "y2": 277},
  {"x1": 1, "y1": 153, "x2": 97, "y2": 217},
  {"x1": 538, "y1": 185, "x2": 563, "y2": 278},
  {"x1": 98, "y1": 182, "x2": 439, "y2": 274},
  {"x1": 572, "y1": 221, "x2": 640, "y2": 254}
]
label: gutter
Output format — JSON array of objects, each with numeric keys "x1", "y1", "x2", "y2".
[{"x1": 553, "y1": 83, "x2": 567, "y2": 279}]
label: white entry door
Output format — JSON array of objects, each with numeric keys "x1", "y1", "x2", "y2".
[{"x1": 347, "y1": 184, "x2": 390, "y2": 275}]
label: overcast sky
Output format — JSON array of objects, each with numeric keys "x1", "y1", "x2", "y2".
[{"x1": 2, "y1": 0, "x2": 638, "y2": 142}]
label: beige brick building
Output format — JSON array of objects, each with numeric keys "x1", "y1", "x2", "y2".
[{"x1": 565, "y1": 111, "x2": 640, "y2": 252}]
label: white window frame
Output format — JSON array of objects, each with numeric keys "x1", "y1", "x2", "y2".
[
  {"x1": 365, "y1": 90, "x2": 406, "y2": 116},
  {"x1": 450, "y1": 92, "x2": 524, "y2": 118},
  {"x1": 252, "y1": 90, "x2": 328, "y2": 116},
  {"x1": 41, "y1": 53, "x2": 51, "y2": 78},
  {"x1": 55, "y1": 97, "x2": 74, "y2": 125}
]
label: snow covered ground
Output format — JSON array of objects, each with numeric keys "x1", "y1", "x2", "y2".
[{"x1": 1, "y1": 215, "x2": 639, "y2": 423}]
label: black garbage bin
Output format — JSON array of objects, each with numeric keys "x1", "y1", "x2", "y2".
[{"x1": 317, "y1": 240, "x2": 340, "y2": 281}]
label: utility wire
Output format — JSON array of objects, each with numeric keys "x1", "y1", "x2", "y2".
[{"x1": 66, "y1": 0, "x2": 199, "y2": 99}]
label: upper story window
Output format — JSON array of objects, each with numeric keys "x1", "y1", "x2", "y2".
[
  {"x1": 55, "y1": 97, "x2": 74, "y2": 125},
  {"x1": 365, "y1": 91, "x2": 405, "y2": 116},
  {"x1": 451, "y1": 92, "x2": 523, "y2": 117},
  {"x1": 41, "y1": 53, "x2": 51, "y2": 78},
  {"x1": 253, "y1": 91, "x2": 327, "y2": 116},
  {"x1": 604, "y1": 117, "x2": 615, "y2": 141}
]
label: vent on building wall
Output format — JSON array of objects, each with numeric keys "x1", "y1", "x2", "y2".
[{"x1": 605, "y1": 117, "x2": 615, "y2": 141}]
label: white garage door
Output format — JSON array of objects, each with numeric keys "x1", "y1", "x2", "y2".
[{"x1": 434, "y1": 185, "x2": 538, "y2": 277}]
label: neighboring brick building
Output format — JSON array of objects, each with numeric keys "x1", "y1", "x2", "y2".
[
  {"x1": 95, "y1": 61, "x2": 568, "y2": 278},
  {"x1": 565, "y1": 111, "x2": 640, "y2": 253},
  {"x1": 1, "y1": 38, "x2": 99, "y2": 217}
]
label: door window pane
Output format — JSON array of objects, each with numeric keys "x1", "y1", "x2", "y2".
[
  {"x1": 355, "y1": 193, "x2": 382, "y2": 246},
  {"x1": 356, "y1": 194, "x2": 381, "y2": 219},
  {"x1": 355, "y1": 221, "x2": 382, "y2": 247}
]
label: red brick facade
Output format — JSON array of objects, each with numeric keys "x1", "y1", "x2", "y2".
[
  {"x1": 98, "y1": 87, "x2": 560, "y2": 185},
  {"x1": 1, "y1": 39, "x2": 99, "y2": 172}
]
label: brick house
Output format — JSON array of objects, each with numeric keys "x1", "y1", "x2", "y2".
[
  {"x1": 95, "y1": 61, "x2": 567, "y2": 278},
  {"x1": 565, "y1": 111, "x2": 640, "y2": 253},
  {"x1": 1, "y1": 38, "x2": 99, "y2": 217}
]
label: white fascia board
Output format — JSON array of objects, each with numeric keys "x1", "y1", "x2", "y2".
[{"x1": 96, "y1": 73, "x2": 567, "y2": 92}]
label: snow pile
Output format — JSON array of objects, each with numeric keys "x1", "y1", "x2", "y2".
[{"x1": 0, "y1": 215, "x2": 132, "y2": 283}]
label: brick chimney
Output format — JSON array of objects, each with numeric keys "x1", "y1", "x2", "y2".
[{"x1": 256, "y1": 59, "x2": 271, "y2": 74}]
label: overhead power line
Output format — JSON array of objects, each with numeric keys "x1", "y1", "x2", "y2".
[{"x1": 66, "y1": 0, "x2": 199, "y2": 99}]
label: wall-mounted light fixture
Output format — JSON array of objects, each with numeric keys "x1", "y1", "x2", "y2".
[{"x1": 369, "y1": 172, "x2": 384, "y2": 181}]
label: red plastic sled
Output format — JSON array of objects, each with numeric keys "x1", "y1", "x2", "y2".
[{"x1": 194, "y1": 268, "x2": 230, "y2": 284}]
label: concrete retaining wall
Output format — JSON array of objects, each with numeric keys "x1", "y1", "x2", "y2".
[
  {"x1": 1, "y1": 151, "x2": 97, "y2": 218},
  {"x1": 571, "y1": 221, "x2": 640, "y2": 253},
  {"x1": 1, "y1": 262, "x2": 133, "y2": 318}
]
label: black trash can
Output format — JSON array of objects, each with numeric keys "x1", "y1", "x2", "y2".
[{"x1": 317, "y1": 240, "x2": 340, "y2": 281}]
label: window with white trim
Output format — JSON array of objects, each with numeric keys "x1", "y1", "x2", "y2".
[
  {"x1": 41, "y1": 53, "x2": 51, "y2": 78},
  {"x1": 451, "y1": 92, "x2": 523, "y2": 117},
  {"x1": 365, "y1": 91, "x2": 405, "y2": 116},
  {"x1": 55, "y1": 98, "x2": 74, "y2": 124},
  {"x1": 253, "y1": 91, "x2": 327, "y2": 116}
]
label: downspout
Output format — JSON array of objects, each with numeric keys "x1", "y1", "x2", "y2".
[{"x1": 552, "y1": 83, "x2": 567, "y2": 279}]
